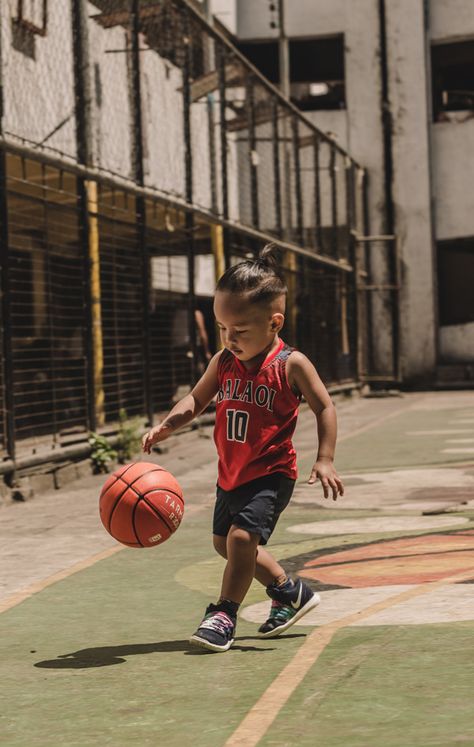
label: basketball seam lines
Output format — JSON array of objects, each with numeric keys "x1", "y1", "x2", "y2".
[
  {"x1": 131, "y1": 499, "x2": 144, "y2": 547},
  {"x1": 141, "y1": 496, "x2": 176, "y2": 535},
  {"x1": 102, "y1": 463, "x2": 138, "y2": 532},
  {"x1": 105, "y1": 467, "x2": 166, "y2": 531},
  {"x1": 143, "y1": 486, "x2": 183, "y2": 501}
]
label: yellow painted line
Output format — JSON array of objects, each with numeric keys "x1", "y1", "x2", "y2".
[
  {"x1": 0, "y1": 502, "x2": 210, "y2": 615},
  {"x1": 225, "y1": 566, "x2": 474, "y2": 747},
  {"x1": 0, "y1": 545, "x2": 123, "y2": 614}
]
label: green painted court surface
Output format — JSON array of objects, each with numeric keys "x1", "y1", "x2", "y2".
[{"x1": 2, "y1": 394, "x2": 474, "y2": 746}]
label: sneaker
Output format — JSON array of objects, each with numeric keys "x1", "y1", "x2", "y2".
[
  {"x1": 189, "y1": 604, "x2": 236, "y2": 652},
  {"x1": 258, "y1": 578, "x2": 320, "y2": 638}
]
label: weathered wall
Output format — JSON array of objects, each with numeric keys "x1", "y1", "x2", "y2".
[
  {"x1": 429, "y1": 0, "x2": 474, "y2": 41},
  {"x1": 236, "y1": 0, "x2": 403, "y2": 379},
  {"x1": 429, "y1": 0, "x2": 474, "y2": 363},
  {"x1": 384, "y1": 0, "x2": 436, "y2": 380}
]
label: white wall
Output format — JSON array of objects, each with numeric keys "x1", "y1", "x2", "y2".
[
  {"x1": 87, "y1": 2, "x2": 133, "y2": 177},
  {"x1": 430, "y1": 0, "x2": 474, "y2": 41},
  {"x1": 432, "y1": 119, "x2": 474, "y2": 240},
  {"x1": 1, "y1": 0, "x2": 77, "y2": 158}
]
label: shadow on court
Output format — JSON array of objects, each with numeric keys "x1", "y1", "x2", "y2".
[{"x1": 33, "y1": 635, "x2": 304, "y2": 668}]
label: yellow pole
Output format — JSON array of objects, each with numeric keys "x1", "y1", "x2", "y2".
[
  {"x1": 211, "y1": 223, "x2": 225, "y2": 350},
  {"x1": 86, "y1": 180, "x2": 105, "y2": 427}
]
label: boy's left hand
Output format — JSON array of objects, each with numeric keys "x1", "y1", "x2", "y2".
[{"x1": 308, "y1": 459, "x2": 344, "y2": 500}]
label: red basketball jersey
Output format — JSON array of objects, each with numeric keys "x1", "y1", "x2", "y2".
[{"x1": 214, "y1": 338, "x2": 300, "y2": 490}]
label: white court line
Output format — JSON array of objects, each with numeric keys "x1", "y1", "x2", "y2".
[
  {"x1": 408, "y1": 430, "x2": 474, "y2": 436},
  {"x1": 446, "y1": 438, "x2": 474, "y2": 443},
  {"x1": 442, "y1": 447, "x2": 474, "y2": 454}
]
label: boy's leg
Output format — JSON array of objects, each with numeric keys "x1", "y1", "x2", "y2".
[
  {"x1": 219, "y1": 525, "x2": 261, "y2": 603},
  {"x1": 189, "y1": 526, "x2": 259, "y2": 653},
  {"x1": 213, "y1": 534, "x2": 286, "y2": 588}
]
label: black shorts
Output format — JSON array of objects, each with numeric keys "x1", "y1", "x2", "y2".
[{"x1": 213, "y1": 473, "x2": 295, "y2": 546}]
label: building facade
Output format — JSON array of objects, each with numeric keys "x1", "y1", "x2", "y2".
[
  {"x1": 0, "y1": 0, "x2": 366, "y2": 481},
  {"x1": 235, "y1": 0, "x2": 474, "y2": 383}
]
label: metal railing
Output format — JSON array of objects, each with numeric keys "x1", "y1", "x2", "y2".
[{"x1": 0, "y1": 0, "x2": 370, "y2": 471}]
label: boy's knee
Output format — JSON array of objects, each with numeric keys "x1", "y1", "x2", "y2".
[
  {"x1": 229, "y1": 525, "x2": 259, "y2": 548},
  {"x1": 213, "y1": 534, "x2": 227, "y2": 558}
]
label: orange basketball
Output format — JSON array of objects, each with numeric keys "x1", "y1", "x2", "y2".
[{"x1": 99, "y1": 462, "x2": 184, "y2": 548}]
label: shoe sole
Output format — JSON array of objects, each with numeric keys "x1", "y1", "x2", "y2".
[
  {"x1": 188, "y1": 634, "x2": 234, "y2": 652},
  {"x1": 258, "y1": 593, "x2": 321, "y2": 638}
]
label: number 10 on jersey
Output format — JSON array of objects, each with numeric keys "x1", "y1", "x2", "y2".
[{"x1": 226, "y1": 409, "x2": 249, "y2": 443}]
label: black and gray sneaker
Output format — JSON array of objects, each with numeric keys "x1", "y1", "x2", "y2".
[
  {"x1": 258, "y1": 578, "x2": 320, "y2": 638},
  {"x1": 189, "y1": 603, "x2": 236, "y2": 652}
]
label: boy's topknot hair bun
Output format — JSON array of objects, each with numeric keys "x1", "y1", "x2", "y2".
[
  {"x1": 257, "y1": 242, "x2": 279, "y2": 269},
  {"x1": 216, "y1": 242, "x2": 287, "y2": 305}
]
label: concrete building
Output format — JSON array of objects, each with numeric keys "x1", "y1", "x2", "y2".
[{"x1": 234, "y1": 0, "x2": 474, "y2": 384}]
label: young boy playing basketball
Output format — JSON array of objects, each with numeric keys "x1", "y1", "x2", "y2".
[{"x1": 142, "y1": 245, "x2": 344, "y2": 652}]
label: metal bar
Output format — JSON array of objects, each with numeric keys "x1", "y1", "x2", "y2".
[
  {"x1": 0, "y1": 149, "x2": 16, "y2": 459},
  {"x1": 0, "y1": 12, "x2": 15, "y2": 459},
  {"x1": 130, "y1": 1, "x2": 152, "y2": 423},
  {"x1": 217, "y1": 43, "x2": 229, "y2": 220},
  {"x1": 139, "y1": 196, "x2": 153, "y2": 424},
  {"x1": 77, "y1": 178, "x2": 95, "y2": 432},
  {"x1": 314, "y1": 135, "x2": 322, "y2": 251},
  {"x1": 86, "y1": 180, "x2": 105, "y2": 427},
  {"x1": 348, "y1": 232, "x2": 360, "y2": 381},
  {"x1": 392, "y1": 237, "x2": 402, "y2": 381},
  {"x1": 355, "y1": 234, "x2": 396, "y2": 242},
  {"x1": 186, "y1": 212, "x2": 197, "y2": 383},
  {"x1": 345, "y1": 160, "x2": 354, "y2": 256},
  {"x1": 330, "y1": 145, "x2": 338, "y2": 258},
  {"x1": 71, "y1": 0, "x2": 102, "y2": 431},
  {"x1": 181, "y1": 6, "x2": 197, "y2": 383},
  {"x1": 131, "y1": 0, "x2": 145, "y2": 187},
  {"x1": 247, "y1": 75, "x2": 260, "y2": 230},
  {"x1": 271, "y1": 99, "x2": 283, "y2": 238},
  {"x1": 0, "y1": 140, "x2": 352, "y2": 273},
  {"x1": 291, "y1": 116, "x2": 303, "y2": 245},
  {"x1": 71, "y1": 0, "x2": 92, "y2": 167},
  {"x1": 358, "y1": 284, "x2": 400, "y2": 291},
  {"x1": 362, "y1": 169, "x2": 375, "y2": 377},
  {"x1": 182, "y1": 6, "x2": 193, "y2": 204},
  {"x1": 178, "y1": 0, "x2": 363, "y2": 167}
]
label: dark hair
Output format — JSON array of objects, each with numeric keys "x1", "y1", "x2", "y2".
[{"x1": 216, "y1": 243, "x2": 287, "y2": 305}]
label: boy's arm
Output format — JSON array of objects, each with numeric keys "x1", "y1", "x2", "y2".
[
  {"x1": 287, "y1": 352, "x2": 344, "y2": 501},
  {"x1": 142, "y1": 351, "x2": 221, "y2": 454}
]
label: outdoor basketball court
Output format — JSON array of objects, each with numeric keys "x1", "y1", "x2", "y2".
[{"x1": 1, "y1": 390, "x2": 474, "y2": 746}]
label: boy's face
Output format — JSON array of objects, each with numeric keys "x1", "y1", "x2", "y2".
[{"x1": 214, "y1": 291, "x2": 285, "y2": 362}]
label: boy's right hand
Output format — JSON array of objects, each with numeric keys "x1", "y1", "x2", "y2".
[{"x1": 142, "y1": 423, "x2": 173, "y2": 454}]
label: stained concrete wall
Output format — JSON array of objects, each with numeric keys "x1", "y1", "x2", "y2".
[
  {"x1": 384, "y1": 1, "x2": 436, "y2": 381},
  {"x1": 237, "y1": 0, "x2": 436, "y2": 381},
  {"x1": 428, "y1": 0, "x2": 474, "y2": 362}
]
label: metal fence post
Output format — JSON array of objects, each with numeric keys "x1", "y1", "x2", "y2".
[
  {"x1": 271, "y1": 99, "x2": 283, "y2": 238},
  {"x1": 330, "y1": 145, "x2": 338, "y2": 259},
  {"x1": 182, "y1": 6, "x2": 197, "y2": 382},
  {"x1": 313, "y1": 135, "x2": 322, "y2": 251},
  {"x1": 247, "y1": 75, "x2": 260, "y2": 230},
  {"x1": 0, "y1": 147, "x2": 15, "y2": 460},
  {"x1": 131, "y1": 0, "x2": 153, "y2": 424},
  {"x1": 71, "y1": 0, "x2": 103, "y2": 430},
  {"x1": 217, "y1": 43, "x2": 229, "y2": 222},
  {"x1": 292, "y1": 116, "x2": 303, "y2": 245}
]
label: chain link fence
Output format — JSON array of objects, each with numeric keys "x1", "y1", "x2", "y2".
[{"x1": 0, "y1": 0, "x2": 368, "y2": 472}]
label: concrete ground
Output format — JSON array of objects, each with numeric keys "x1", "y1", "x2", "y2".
[{"x1": 1, "y1": 390, "x2": 474, "y2": 746}]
